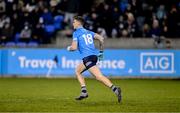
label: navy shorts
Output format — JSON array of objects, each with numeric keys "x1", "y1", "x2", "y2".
[{"x1": 83, "y1": 55, "x2": 98, "y2": 70}]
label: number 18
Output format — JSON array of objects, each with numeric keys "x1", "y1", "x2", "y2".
[{"x1": 82, "y1": 34, "x2": 93, "y2": 45}]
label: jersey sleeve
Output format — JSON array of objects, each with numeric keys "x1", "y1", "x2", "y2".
[{"x1": 72, "y1": 32, "x2": 78, "y2": 41}]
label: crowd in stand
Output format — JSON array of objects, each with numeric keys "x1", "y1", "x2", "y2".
[
  {"x1": 0, "y1": 0, "x2": 180, "y2": 45},
  {"x1": 84, "y1": 0, "x2": 180, "y2": 38}
]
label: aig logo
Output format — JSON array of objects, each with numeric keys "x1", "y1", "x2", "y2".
[{"x1": 140, "y1": 53, "x2": 174, "y2": 73}]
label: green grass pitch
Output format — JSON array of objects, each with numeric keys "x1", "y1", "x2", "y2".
[{"x1": 0, "y1": 77, "x2": 180, "y2": 112}]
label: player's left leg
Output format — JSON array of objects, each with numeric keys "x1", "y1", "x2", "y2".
[{"x1": 88, "y1": 65, "x2": 122, "y2": 103}]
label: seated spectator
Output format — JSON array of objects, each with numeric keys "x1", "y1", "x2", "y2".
[
  {"x1": 121, "y1": 29, "x2": 128, "y2": 37},
  {"x1": 19, "y1": 23, "x2": 32, "y2": 43},
  {"x1": 0, "y1": 14, "x2": 10, "y2": 29},
  {"x1": 142, "y1": 24, "x2": 150, "y2": 37},
  {"x1": 0, "y1": 22, "x2": 14, "y2": 43},
  {"x1": 149, "y1": 19, "x2": 161, "y2": 38},
  {"x1": 32, "y1": 17, "x2": 46, "y2": 44},
  {"x1": 162, "y1": 25, "x2": 168, "y2": 37},
  {"x1": 118, "y1": 15, "x2": 125, "y2": 37},
  {"x1": 111, "y1": 28, "x2": 118, "y2": 38},
  {"x1": 0, "y1": 0, "x2": 6, "y2": 15},
  {"x1": 156, "y1": 5, "x2": 166, "y2": 21},
  {"x1": 85, "y1": 12, "x2": 99, "y2": 31},
  {"x1": 153, "y1": 36, "x2": 172, "y2": 49},
  {"x1": 167, "y1": 6, "x2": 179, "y2": 38},
  {"x1": 124, "y1": 13, "x2": 138, "y2": 37},
  {"x1": 1, "y1": 0, "x2": 180, "y2": 45},
  {"x1": 165, "y1": 39, "x2": 172, "y2": 49},
  {"x1": 97, "y1": 27, "x2": 107, "y2": 38},
  {"x1": 41, "y1": 8, "x2": 53, "y2": 25}
]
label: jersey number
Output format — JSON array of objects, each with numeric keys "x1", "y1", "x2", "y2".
[{"x1": 82, "y1": 34, "x2": 93, "y2": 45}]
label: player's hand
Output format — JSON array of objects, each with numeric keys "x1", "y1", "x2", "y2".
[
  {"x1": 67, "y1": 46, "x2": 71, "y2": 51},
  {"x1": 98, "y1": 50, "x2": 104, "y2": 61}
]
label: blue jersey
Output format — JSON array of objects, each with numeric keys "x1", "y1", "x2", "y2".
[{"x1": 73, "y1": 27, "x2": 97, "y2": 58}]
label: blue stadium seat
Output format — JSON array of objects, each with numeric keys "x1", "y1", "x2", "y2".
[
  {"x1": 54, "y1": 15, "x2": 63, "y2": 29},
  {"x1": 27, "y1": 42, "x2": 39, "y2": 47},
  {"x1": 45, "y1": 25, "x2": 55, "y2": 34},
  {"x1": 14, "y1": 33, "x2": 20, "y2": 43},
  {"x1": 16, "y1": 42, "x2": 27, "y2": 47},
  {"x1": 5, "y1": 42, "x2": 16, "y2": 47}
]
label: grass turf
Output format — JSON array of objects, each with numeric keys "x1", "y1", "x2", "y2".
[{"x1": 0, "y1": 78, "x2": 180, "y2": 112}]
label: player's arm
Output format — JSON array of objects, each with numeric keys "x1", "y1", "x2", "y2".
[
  {"x1": 67, "y1": 40, "x2": 77, "y2": 51},
  {"x1": 94, "y1": 33, "x2": 104, "y2": 61},
  {"x1": 94, "y1": 33, "x2": 104, "y2": 51}
]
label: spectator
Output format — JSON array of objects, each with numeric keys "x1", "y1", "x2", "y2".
[
  {"x1": 149, "y1": 19, "x2": 161, "y2": 38},
  {"x1": 119, "y1": 0, "x2": 128, "y2": 13},
  {"x1": 0, "y1": 14, "x2": 10, "y2": 28},
  {"x1": 111, "y1": 28, "x2": 118, "y2": 38},
  {"x1": 124, "y1": 13, "x2": 137, "y2": 37},
  {"x1": 99, "y1": 4, "x2": 113, "y2": 37},
  {"x1": 5, "y1": 0, "x2": 18, "y2": 16},
  {"x1": 156, "y1": 5, "x2": 166, "y2": 20},
  {"x1": 142, "y1": 23, "x2": 150, "y2": 37},
  {"x1": 153, "y1": 36, "x2": 165, "y2": 49},
  {"x1": 97, "y1": 27, "x2": 107, "y2": 38},
  {"x1": 165, "y1": 39, "x2": 172, "y2": 49},
  {"x1": 19, "y1": 23, "x2": 32, "y2": 43},
  {"x1": 167, "y1": 6, "x2": 178, "y2": 37},
  {"x1": 41, "y1": 8, "x2": 53, "y2": 25},
  {"x1": 118, "y1": 15, "x2": 125, "y2": 36},
  {"x1": 162, "y1": 25, "x2": 168, "y2": 37},
  {"x1": 111, "y1": 5, "x2": 120, "y2": 37},
  {"x1": 64, "y1": 0, "x2": 79, "y2": 25},
  {"x1": 85, "y1": 12, "x2": 99, "y2": 31},
  {"x1": 0, "y1": 0, "x2": 180, "y2": 45},
  {"x1": 121, "y1": 29, "x2": 128, "y2": 37},
  {"x1": 33, "y1": 17, "x2": 46, "y2": 43},
  {"x1": 0, "y1": 0, "x2": 6, "y2": 15},
  {"x1": 0, "y1": 23, "x2": 14, "y2": 43},
  {"x1": 11, "y1": 13, "x2": 21, "y2": 33}
]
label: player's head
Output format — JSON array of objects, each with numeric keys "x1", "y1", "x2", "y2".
[{"x1": 73, "y1": 16, "x2": 84, "y2": 29}]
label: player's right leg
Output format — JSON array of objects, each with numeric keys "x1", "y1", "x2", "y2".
[
  {"x1": 75, "y1": 62, "x2": 88, "y2": 100},
  {"x1": 88, "y1": 65, "x2": 122, "y2": 103}
]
